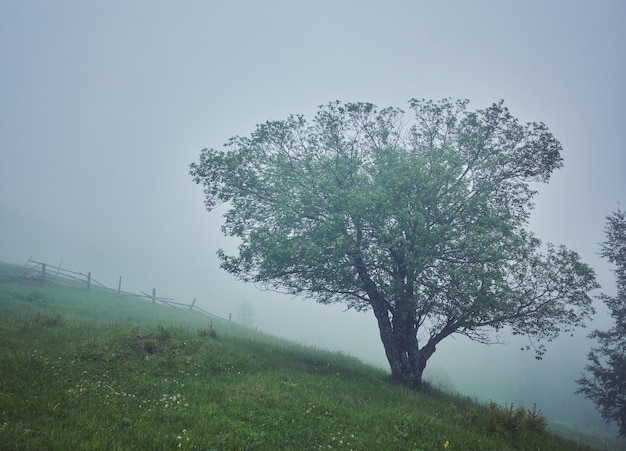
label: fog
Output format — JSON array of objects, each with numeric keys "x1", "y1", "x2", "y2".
[{"x1": 1, "y1": 0, "x2": 624, "y2": 434}]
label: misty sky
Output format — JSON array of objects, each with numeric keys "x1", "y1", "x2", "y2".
[{"x1": 1, "y1": 0, "x2": 625, "y2": 431}]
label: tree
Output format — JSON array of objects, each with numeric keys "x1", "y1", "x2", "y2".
[
  {"x1": 235, "y1": 301, "x2": 257, "y2": 327},
  {"x1": 577, "y1": 209, "x2": 626, "y2": 436},
  {"x1": 190, "y1": 99, "x2": 598, "y2": 387}
]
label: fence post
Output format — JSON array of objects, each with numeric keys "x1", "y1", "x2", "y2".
[
  {"x1": 118, "y1": 276, "x2": 122, "y2": 295},
  {"x1": 190, "y1": 298, "x2": 196, "y2": 310},
  {"x1": 41, "y1": 263, "x2": 46, "y2": 279},
  {"x1": 87, "y1": 272, "x2": 91, "y2": 290},
  {"x1": 152, "y1": 288, "x2": 156, "y2": 304},
  {"x1": 228, "y1": 313, "x2": 232, "y2": 322}
]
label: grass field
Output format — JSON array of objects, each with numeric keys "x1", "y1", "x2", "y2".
[{"x1": 0, "y1": 260, "x2": 621, "y2": 450}]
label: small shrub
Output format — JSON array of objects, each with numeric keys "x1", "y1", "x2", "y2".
[
  {"x1": 526, "y1": 403, "x2": 547, "y2": 434},
  {"x1": 198, "y1": 325, "x2": 217, "y2": 338},
  {"x1": 463, "y1": 403, "x2": 479, "y2": 425},
  {"x1": 124, "y1": 326, "x2": 180, "y2": 357},
  {"x1": 485, "y1": 401, "x2": 548, "y2": 439}
]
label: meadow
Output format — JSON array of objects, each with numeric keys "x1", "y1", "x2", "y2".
[{"x1": 0, "y1": 260, "x2": 620, "y2": 450}]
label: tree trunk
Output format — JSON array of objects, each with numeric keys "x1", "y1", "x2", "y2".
[
  {"x1": 353, "y1": 253, "x2": 410, "y2": 381},
  {"x1": 371, "y1": 304, "x2": 430, "y2": 387},
  {"x1": 370, "y1": 300, "x2": 405, "y2": 381},
  {"x1": 371, "y1": 305, "x2": 451, "y2": 389},
  {"x1": 352, "y1": 252, "x2": 433, "y2": 387}
]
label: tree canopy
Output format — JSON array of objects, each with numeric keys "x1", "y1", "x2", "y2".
[
  {"x1": 577, "y1": 209, "x2": 626, "y2": 436},
  {"x1": 190, "y1": 99, "x2": 598, "y2": 387}
]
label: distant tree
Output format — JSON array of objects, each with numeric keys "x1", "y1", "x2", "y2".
[
  {"x1": 577, "y1": 209, "x2": 626, "y2": 437},
  {"x1": 190, "y1": 99, "x2": 598, "y2": 388},
  {"x1": 235, "y1": 301, "x2": 257, "y2": 327}
]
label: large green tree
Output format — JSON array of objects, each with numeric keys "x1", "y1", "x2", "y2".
[
  {"x1": 190, "y1": 99, "x2": 598, "y2": 387},
  {"x1": 577, "y1": 209, "x2": 626, "y2": 436}
]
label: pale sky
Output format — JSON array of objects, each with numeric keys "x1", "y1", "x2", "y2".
[{"x1": 1, "y1": 0, "x2": 624, "y2": 432}]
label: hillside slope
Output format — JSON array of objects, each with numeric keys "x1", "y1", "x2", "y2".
[{"x1": 0, "y1": 261, "x2": 611, "y2": 450}]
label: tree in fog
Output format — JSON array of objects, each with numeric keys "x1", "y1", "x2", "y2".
[
  {"x1": 235, "y1": 301, "x2": 257, "y2": 327},
  {"x1": 190, "y1": 99, "x2": 598, "y2": 387},
  {"x1": 577, "y1": 209, "x2": 626, "y2": 437}
]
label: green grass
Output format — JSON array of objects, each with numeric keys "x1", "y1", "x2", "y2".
[{"x1": 0, "y1": 261, "x2": 617, "y2": 450}]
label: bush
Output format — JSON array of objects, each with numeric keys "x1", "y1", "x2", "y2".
[
  {"x1": 485, "y1": 401, "x2": 547, "y2": 439},
  {"x1": 197, "y1": 325, "x2": 217, "y2": 338}
]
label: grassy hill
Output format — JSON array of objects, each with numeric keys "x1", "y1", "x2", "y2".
[{"x1": 0, "y1": 261, "x2": 618, "y2": 450}]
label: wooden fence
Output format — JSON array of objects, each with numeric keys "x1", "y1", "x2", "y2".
[{"x1": 20, "y1": 257, "x2": 228, "y2": 322}]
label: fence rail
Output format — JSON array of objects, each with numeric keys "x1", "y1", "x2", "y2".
[{"x1": 20, "y1": 257, "x2": 229, "y2": 322}]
